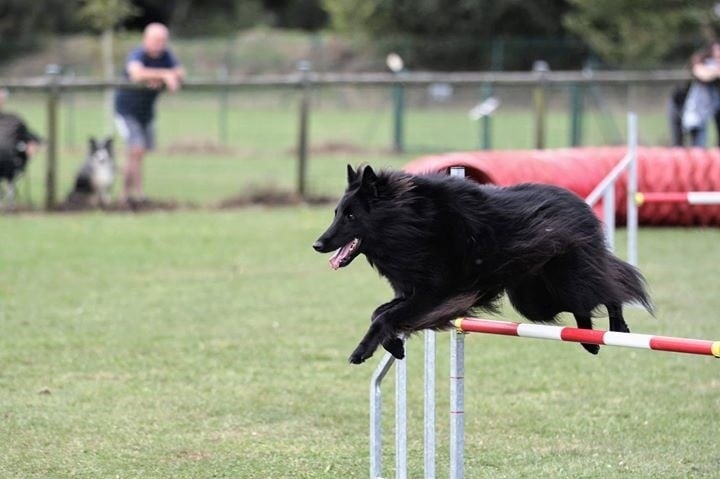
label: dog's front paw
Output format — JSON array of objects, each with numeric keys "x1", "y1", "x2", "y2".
[
  {"x1": 349, "y1": 343, "x2": 374, "y2": 364},
  {"x1": 383, "y1": 337, "x2": 405, "y2": 359},
  {"x1": 581, "y1": 343, "x2": 600, "y2": 355}
]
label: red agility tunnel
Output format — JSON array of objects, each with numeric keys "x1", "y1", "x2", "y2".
[{"x1": 404, "y1": 147, "x2": 720, "y2": 226}]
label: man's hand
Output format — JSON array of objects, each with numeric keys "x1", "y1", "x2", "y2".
[{"x1": 163, "y1": 72, "x2": 181, "y2": 92}]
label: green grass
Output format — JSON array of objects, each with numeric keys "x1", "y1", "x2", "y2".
[{"x1": 1, "y1": 210, "x2": 719, "y2": 478}]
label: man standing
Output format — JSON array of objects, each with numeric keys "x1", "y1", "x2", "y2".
[{"x1": 115, "y1": 22, "x2": 184, "y2": 205}]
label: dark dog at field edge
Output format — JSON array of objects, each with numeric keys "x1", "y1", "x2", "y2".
[{"x1": 313, "y1": 165, "x2": 652, "y2": 364}]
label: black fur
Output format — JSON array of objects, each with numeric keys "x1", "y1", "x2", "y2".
[{"x1": 314, "y1": 165, "x2": 652, "y2": 364}]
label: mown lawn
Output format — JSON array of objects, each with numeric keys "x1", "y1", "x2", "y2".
[{"x1": 1, "y1": 209, "x2": 718, "y2": 478}]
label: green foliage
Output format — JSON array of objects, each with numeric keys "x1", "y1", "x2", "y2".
[
  {"x1": 564, "y1": 0, "x2": 717, "y2": 67},
  {"x1": 77, "y1": 0, "x2": 138, "y2": 31},
  {"x1": 0, "y1": 0, "x2": 80, "y2": 60},
  {"x1": 322, "y1": 0, "x2": 580, "y2": 69}
]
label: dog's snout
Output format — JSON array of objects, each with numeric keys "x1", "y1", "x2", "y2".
[{"x1": 313, "y1": 240, "x2": 324, "y2": 252}]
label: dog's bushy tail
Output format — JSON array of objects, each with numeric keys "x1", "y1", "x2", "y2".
[{"x1": 609, "y1": 255, "x2": 653, "y2": 314}]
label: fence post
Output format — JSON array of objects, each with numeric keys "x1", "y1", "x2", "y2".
[
  {"x1": 533, "y1": 82, "x2": 546, "y2": 149},
  {"x1": 392, "y1": 77, "x2": 405, "y2": 153},
  {"x1": 569, "y1": 83, "x2": 583, "y2": 147},
  {"x1": 45, "y1": 64, "x2": 61, "y2": 210},
  {"x1": 297, "y1": 61, "x2": 311, "y2": 198},
  {"x1": 532, "y1": 61, "x2": 549, "y2": 150},
  {"x1": 480, "y1": 83, "x2": 493, "y2": 150}
]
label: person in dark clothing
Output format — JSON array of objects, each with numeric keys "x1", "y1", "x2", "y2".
[
  {"x1": 677, "y1": 43, "x2": 720, "y2": 147},
  {"x1": 114, "y1": 22, "x2": 184, "y2": 204},
  {"x1": 0, "y1": 88, "x2": 41, "y2": 204},
  {"x1": 669, "y1": 82, "x2": 691, "y2": 146}
]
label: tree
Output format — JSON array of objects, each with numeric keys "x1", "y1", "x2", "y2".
[
  {"x1": 323, "y1": 0, "x2": 576, "y2": 70},
  {"x1": 77, "y1": 0, "x2": 137, "y2": 133},
  {"x1": 0, "y1": 1, "x2": 80, "y2": 62},
  {"x1": 564, "y1": 0, "x2": 717, "y2": 68}
]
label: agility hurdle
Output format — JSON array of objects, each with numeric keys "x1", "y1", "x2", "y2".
[
  {"x1": 369, "y1": 158, "x2": 719, "y2": 479},
  {"x1": 456, "y1": 318, "x2": 720, "y2": 357},
  {"x1": 584, "y1": 112, "x2": 638, "y2": 262},
  {"x1": 370, "y1": 318, "x2": 720, "y2": 479}
]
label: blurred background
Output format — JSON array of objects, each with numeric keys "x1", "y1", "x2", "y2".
[{"x1": 1, "y1": 0, "x2": 718, "y2": 207}]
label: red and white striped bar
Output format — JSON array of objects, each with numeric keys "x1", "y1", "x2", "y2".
[
  {"x1": 635, "y1": 191, "x2": 720, "y2": 206},
  {"x1": 454, "y1": 318, "x2": 720, "y2": 358}
]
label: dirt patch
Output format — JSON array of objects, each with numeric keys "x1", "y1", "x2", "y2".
[
  {"x1": 3, "y1": 188, "x2": 335, "y2": 215},
  {"x1": 173, "y1": 449, "x2": 212, "y2": 461},
  {"x1": 159, "y1": 140, "x2": 239, "y2": 156},
  {"x1": 286, "y1": 141, "x2": 394, "y2": 156},
  {"x1": 218, "y1": 187, "x2": 335, "y2": 208},
  {"x1": 52, "y1": 197, "x2": 187, "y2": 213}
]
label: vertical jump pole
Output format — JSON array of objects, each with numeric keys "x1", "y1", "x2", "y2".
[
  {"x1": 424, "y1": 329, "x2": 436, "y2": 478},
  {"x1": 627, "y1": 112, "x2": 638, "y2": 266},
  {"x1": 370, "y1": 353, "x2": 396, "y2": 479},
  {"x1": 602, "y1": 185, "x2": 615, "y2": 251},
  {"x1": 449, "y1": 166, "x2": 466, "y2": 479},
  {"x1": 396, "y1": 344, "x2": 407, "y2": 479}
]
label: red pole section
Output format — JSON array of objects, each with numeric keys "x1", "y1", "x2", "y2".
[{"x1": 454, "y1": 318, "x2": 720, "y2": 358}]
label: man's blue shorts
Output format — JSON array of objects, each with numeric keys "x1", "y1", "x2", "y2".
[{"x1": 115, "y1": 114, "x2": 155, "y2": 150}]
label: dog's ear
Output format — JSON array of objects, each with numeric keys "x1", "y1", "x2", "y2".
[
  {"x1": 346, "y1": 164, "x2": 357, "y2": 184},
  {"x1": 360, "y1": 165, "x2": 378, "y2": 196},
  {"x1": 89, "y1": 137, "x2": 98, "y2": 152},
  {"x1": 104, "y1": 137, "x2": 114, "y2": 154}
]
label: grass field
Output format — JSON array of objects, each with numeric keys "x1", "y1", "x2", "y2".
[{"x1": 1, "y1": 209, "x2": 719, "y2": 478}]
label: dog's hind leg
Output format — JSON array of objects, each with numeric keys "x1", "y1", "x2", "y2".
[
  {"x1": 607, "y1": 303, "x2": 630, "y2": 333},
  {"x1": 573, "y1": 313, "x2": 600, "y2": 355}
]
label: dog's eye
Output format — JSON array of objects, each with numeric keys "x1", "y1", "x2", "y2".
[{"x1": 347, "y1": 212, "x2": 355, "y2": 221}]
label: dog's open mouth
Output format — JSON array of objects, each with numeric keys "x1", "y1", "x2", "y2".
[{"x1": 329, "y1": 238, "x2": 362, "y2": 270}]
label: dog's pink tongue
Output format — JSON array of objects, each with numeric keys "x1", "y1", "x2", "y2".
[{"x1": 329, "y1": 241, "x2": 354, "y2": 270}]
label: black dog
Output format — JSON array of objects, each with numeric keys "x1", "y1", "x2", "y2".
[
  {"x1": 313, "y1": 165, "x2": 652, "y2": 364},
  {"x1": 0, "y1": 111, "x2": 41, "y2": 205}
]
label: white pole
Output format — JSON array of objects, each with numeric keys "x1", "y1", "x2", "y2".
[
  {"x1": 449, "y1": 329, "x2": 464, "y2": 479},
  {"x1": 395, "y1": 351, "x2": 407, "y2": 479},
  {"x1": 448, "y1": 166, "x2": 465, "y2": 479},
  {"x1": 424, "y1": 330, "x2": 436, "y2": 479},
  {"x1": 603, "y1": 186, "x2": 615, "y2": 251},
  {"x1": 370, "y1": 353, "x2": 395, "y2": 479}
]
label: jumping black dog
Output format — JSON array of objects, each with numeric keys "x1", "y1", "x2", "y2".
[{"x1": 313, "y1": 165, "x2": 652, "y2": 364}]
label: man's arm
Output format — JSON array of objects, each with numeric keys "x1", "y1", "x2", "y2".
[
  {"x1": 692, "y1": 63, "x2": 719, "y2": 82},
  {"x1": 127, "y1": 61, "x2": 180, "y2": 84}
]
